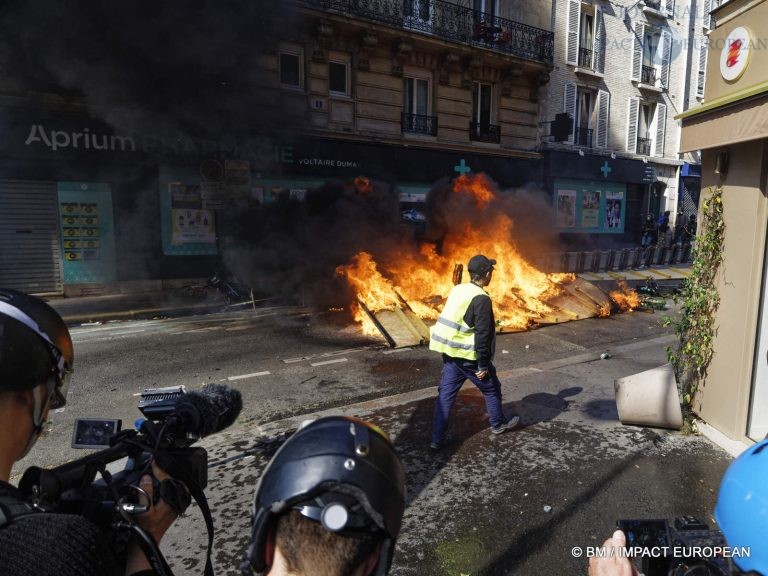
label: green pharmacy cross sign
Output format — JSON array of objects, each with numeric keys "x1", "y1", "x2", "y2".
[{"x1": 454, "y1": 159, "x2": 471, "y2": 175}]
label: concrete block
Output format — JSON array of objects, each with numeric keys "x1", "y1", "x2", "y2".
[{"x1": 614, "y1": 363, "x2": 683, "y2": 430}]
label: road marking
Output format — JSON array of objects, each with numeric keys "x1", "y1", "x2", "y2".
[
  {"x1": 227, "y1": 371, "x2": 271, "y2": 381},
  {"x1": 382, "y1": 348, "x2": 411, "y2": 355},
  {"x1": 109, "y1": 329, "x2": 147, "y2": 336},
  {"x1": 283, "y1": 347, "x2": 371, "y2": 364},
  {"x1": 310, "y1": 358, "x2": 348, "y2": 367}
]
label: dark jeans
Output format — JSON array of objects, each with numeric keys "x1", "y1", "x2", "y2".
[{"x1": 431, "y1": 355, "x2": 505, "y2": 445}]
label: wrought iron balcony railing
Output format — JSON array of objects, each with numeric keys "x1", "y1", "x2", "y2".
[
  {"x1": 574, "y1": 125, "x2": 593, "y2": 147},
  {"x1": 578, "y1": 47, "x2": 593, "y2": 68},
  {"x1": 402, "y1": 112, "x2": 438, "y2": 135},
  {"x1": 301, "y1": 0, "x2": 554, "y2": 63},
  {"x1": 637, "y1": 136, "x2": 652, "y2": 155},
  {"x1": 641, "y1": 65, "x2": 657, "y2": 85},
  {"x1": 469, "y1": 121, "x2": 501, "y2": 143}
]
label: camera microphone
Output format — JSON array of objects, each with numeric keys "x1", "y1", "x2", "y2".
[{"x1": 173, "y1": 383, "x2": 243, "y2": 437}]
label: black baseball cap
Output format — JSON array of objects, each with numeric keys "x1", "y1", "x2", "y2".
[{"x1": 467, "y1": 254, "x2": 496, "y2": 275}]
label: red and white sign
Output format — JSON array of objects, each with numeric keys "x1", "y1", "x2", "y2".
[{"x1": 720, "y1": 26, "x2": 752, "y2": 82}]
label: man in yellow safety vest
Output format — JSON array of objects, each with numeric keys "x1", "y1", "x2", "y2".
[{"x1": 428, "y1": 254, "x2": 519, "y2": 450}]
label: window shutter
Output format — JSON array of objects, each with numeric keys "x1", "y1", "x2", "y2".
[
  {"x1": 696, "y1": 42, "x2": 708, "y2": 97},
  {"x1": 702, "y1": 0, "x2": 711, "y2": 29},
  {"x1": 596, "y1": 90, "x2": 610, "y2": 148},
  {"x1": 665, "y1": 0, "x2": 675, "y2": 17},
  {"x1": 632, "y1": 22, "x2": 644, "y2": 82},
  {"x1": 653, "y1": 103, "x2": 667, "y2": 156},
  {"x1": 566, "y1": 0, "x2": 580, "y2": 66},
  {"x1": 564, "y1": 83, "x2": 577, "y2": 144},
  {"x1": 626, "y1": 97, "x2": 639, "y2": 153},
  {"x1": 593, "y1": 8, "x2": 605, "y2": 73},
  {"x1": 660, "y1": 31, "x2": 672, "y2": 89}
]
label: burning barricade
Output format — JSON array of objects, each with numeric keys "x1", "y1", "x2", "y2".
[{"x1": 336, "y1": 174, "x2": 641, "y2": 347}]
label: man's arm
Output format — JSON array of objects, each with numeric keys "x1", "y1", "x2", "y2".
[{"x1": 466, "y1": 294, "x2": 494, "y2": 371}]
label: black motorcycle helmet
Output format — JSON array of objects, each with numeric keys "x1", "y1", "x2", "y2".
[
  {"x1": 0, "y1": 288, "x2": 73, "y2": 409},
  {"x1": 242, "y1": 416, "x2": 406, "y2": 576}
]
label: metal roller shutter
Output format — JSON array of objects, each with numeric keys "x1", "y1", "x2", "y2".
[{"x1": 0, "y1": 179, "x2": 63, "y2": 294}]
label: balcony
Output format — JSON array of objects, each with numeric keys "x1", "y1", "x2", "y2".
[
  {"x1": 574, "y1": 125, "x2": 593, "y2": 147},
  {"x1": 469, "y1": 121, "x2": 501, "y2": 143},
  {"x1": 301, "y1": 0, "x2": 554, "y2": 63},
  {"x1": 637, "y1": 136, "x2": 652, "y2": 155},
  {"x1": 402, "y1": 112, "x2": 438, "y2": 136},
  {"x1": 641, "y1": 65, "x2": 657, "y2": 85},
  {"x1": 578, "y1": 47, "x2": 593, "y2": 68},
  {"x1": 642, "y1": 0, "x2": 667, "y2": 18}
]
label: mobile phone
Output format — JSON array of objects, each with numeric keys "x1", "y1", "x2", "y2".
[{"x1": 71, "y1": 418, "x2": 122, "y2": 449}]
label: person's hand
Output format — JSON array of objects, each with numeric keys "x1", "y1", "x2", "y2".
[
  {"x1": 135, "y1": 461, "x2": 180, "y2": 541},
  {"x1": 475, "y1": 369, "x2": 489, "y2": 380},
  {"x1": 588, "y1": 530, "x2": 639, "y2": 576},
  {"x1": 124, "y1": 461, "x2": 182, "y2": 576}
]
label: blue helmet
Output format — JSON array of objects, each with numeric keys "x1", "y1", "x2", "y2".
[{"x1": 714, "y1": 438, "x2": 768, "y2": 574}]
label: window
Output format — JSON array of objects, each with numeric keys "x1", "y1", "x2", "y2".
[
  {"x1": 329, "y1": 61, "x2": 349, "y2": 96},
  {"x1": 279, "y1": 52, "x2": 302, "y2": 88},
  {"x1": 473, "y1": 0, "x2": 498, "y2": 16},
  {"x1": 631, "y1": 23, "x2": 670, "y2": 88},
  {"x1": 626, "y1": 98, "x2": 667, "y2": 156},
  {"x1": 566, "y1": 1, "x2": 604, "y2": 73},
  {"x1": 642, "y1": 30, "x2": 661, "y2": 85},
  {"x1": 578, "y1": 12, "x2": 594, "y2": 67},
  {"x1": 565, "y1": 83, "x2": 610, "y2": 148},
  {"x1": 404, "y1": 0, "x2": 430, "y2": 24},
  {"x1": 402, "y1": 77, "x2": 435, "y2": 135},
  {"x1": 574, "y1": 89, "x2": 595, "y2": 147},
  {"x1": 470, "y1": 82, "x2": 499, "y2": 143},
  {"x1": 637, "y1": 103, "x2": 653, "y2": 155}
]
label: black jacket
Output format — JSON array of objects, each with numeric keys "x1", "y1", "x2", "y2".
[
  {"x1": 462, "y1": 288, "x2": 496, "y2": 371},
  {"x1": 0, "y1": 480, "x2": 122, "y2": 576}
]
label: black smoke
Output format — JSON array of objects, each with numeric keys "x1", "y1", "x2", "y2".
[{"x1": 0, "y1": 0, "x2": 296, "y2": 138}]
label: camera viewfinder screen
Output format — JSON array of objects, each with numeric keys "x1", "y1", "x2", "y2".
[
  {"x1": 71, "y1": 418, "x2": 122, "y2": 449},
  {"x1": 618, "y1": 520, "x2": 670, "y2": 548}
]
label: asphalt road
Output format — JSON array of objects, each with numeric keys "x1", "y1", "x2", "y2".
[{"x1": 12, "y1": 302, "x2": 735, "y2": 576}]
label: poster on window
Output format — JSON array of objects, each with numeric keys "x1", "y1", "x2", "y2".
[
  {"x1": 556, "y1": 189, "x2": 577, "y2": 228},
  {"x1": 606, "y1": 190, "x2": 624, "y2": 230},
  {"x1": 171, "y1": 209, "x2": 215, "y2": 245},
  {"x1": 581, "y1": 190, "x2": 601, "y2": 228},
  {"x1": 554, "y1": 180, "x2": 626, "y2": 233}
]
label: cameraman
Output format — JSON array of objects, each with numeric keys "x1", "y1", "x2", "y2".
[
  {"x1": 589, "y1": 437, "x2": 768, "y2": 576},
  {"x1": 0, "y1": 288, "x2": 178, "y2": 576},
  {"x1": 241, "y1": 416, "x2": 406, "y2": 576}
]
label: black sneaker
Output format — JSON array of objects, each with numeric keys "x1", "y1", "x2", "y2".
[
  {"x1": 491, "y1": 415, "x2": 520, "y2": 435},
  {"x1": 429, "y1": 441, "x2": 443, "y2": 451}
]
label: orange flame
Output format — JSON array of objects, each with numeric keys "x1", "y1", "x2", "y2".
[
  {"x1": 609, "y1": 279, "x2": 641, "y2": 311},
  {"x1": 336, "y1": 174, "x2": 593, "y2": 332}
]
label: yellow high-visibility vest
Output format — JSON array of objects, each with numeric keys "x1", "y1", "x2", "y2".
[{"x1": 429, "y1": 282, "x2": 487, "y2": 360}]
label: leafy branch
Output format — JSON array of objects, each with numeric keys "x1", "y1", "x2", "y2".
[{"x1": 665, "y1": 186, "x2": 724, "y2": 412}]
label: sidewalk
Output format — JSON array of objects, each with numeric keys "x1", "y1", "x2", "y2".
[
  {"x1": 161, "y1": 323, "x2": 735, "y2": 576},
  {"x1": 46, "y1": 263, "x2": 690, "y2": 326},
  {"x1": 47, "y1": 289, "x2": 257, "y2": 325}
]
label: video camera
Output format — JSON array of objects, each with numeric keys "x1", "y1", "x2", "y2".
[
  {"x1": 19, "y1": 383, "x2": 242, "y2": 576},
  {"x1": 617, "y1": 516, "x2": 741, "y2": 576}
]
